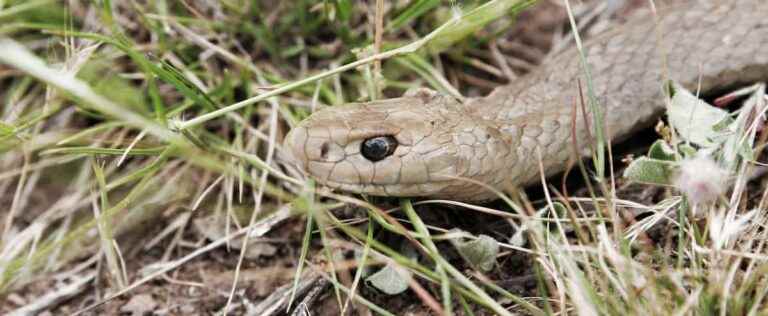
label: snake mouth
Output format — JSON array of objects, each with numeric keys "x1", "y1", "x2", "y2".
[
  {"x1": 318, "y1": 178, "x2": 453, "y2": 198},
  {"x1": 283, "y1": 125, "x2": 310, "y2": 171}
]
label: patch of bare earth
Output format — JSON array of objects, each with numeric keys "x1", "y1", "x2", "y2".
[{"x1": 5, "y1": 1, "x2": 764, "y2": 315}]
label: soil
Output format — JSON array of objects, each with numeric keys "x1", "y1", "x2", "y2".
[{"x1": 6, "y1": 1, "x2": 758, "y2": 315}]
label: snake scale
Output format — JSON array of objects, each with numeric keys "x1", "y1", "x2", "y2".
[{"x1": 284, "y1": 0, "x2": 768, "y2": 201}]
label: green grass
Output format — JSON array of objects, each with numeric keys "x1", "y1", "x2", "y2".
[{"x1": 1, "y1": 0, "x2": 768, "y2": 315}]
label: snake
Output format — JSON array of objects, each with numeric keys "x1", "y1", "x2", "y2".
[{"x1": 283, "y1": 0, "x2": 768, "y2": 201}]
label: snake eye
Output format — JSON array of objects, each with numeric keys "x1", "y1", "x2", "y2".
[{"x1": 361, "y1": 136, "x2": 398, "y2": 162}]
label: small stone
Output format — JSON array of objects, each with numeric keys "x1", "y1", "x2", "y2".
[{"x1": 120, "y1": 294, "x2": 157, "y2": 316}]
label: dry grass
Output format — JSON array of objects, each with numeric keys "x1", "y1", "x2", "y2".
[{"x1": 1, "y1": 0, "x2": 768, "y2": 315}]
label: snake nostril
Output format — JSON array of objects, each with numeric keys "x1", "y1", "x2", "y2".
[{"x1": 320, "y1": 142, "x2": 330, "y2": 159}]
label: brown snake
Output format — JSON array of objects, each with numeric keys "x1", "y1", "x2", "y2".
[{"x1": 283, "y1": 0, "x2": 768, "y2": 201}]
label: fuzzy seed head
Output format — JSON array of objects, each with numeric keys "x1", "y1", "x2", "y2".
[{"x1": 674, "y1": 154, "x2": 728, "y2": 204}]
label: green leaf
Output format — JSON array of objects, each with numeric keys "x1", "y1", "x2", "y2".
[
  {"x1": 387, "y1": 0, "x2": 440, "y2": 31},
  {"x1": 40, "y1": 146, "x2": 165, "y2": 156},
  {"x1": 426, "y1": 0, "x2": 537, "y2": 53},
  {"x1": 647, "y1": 139, "x2": 677, "y2": 161},
  {"x1": 334, "y1": 0, "x2": 352, "y2": 22},
  {"x1": 366, "y1": 263, "x2": 411, "y2": 295},
  {"x1": 678, "y1": 143, "x2": 697, "y2": 158},
  {"x1": 451, "y1": 233, "x2": 499, "y2": 272},
  {"x1": 0, "y1": 122, "x2": 15, "y2": 137},
  {"x1": 152, "y1": 58, "x2": 219, "y2": 111},
  {"x1": 666, "y1": 81, "x2": 730, "y2": 147},
  {"x1": 623, "y1": 157, "x2": 675, "y2": 185},
  {"x1": 712, "y1": 115, "x2": 735, "y2": 132},
  {"x1": 547, "y1": 202, "x2": 567, "y2": 219}
]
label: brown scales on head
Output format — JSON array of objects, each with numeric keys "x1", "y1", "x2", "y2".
[{"x1": 284, "y1": 92, "x2": 521, "y2": 200}]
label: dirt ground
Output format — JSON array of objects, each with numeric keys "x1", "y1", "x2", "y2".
[{"x1": 4, "y1": 1, "x2": 760, "y2": 315}]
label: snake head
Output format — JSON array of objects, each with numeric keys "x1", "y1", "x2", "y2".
[{"x1": 283, "y1": 92, "x2": 516, "y2": 200}]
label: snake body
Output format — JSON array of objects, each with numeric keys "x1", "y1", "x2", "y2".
[{"x1": 284, "y1": 0, "x2": 768, "y2": 201}]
